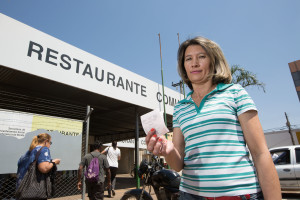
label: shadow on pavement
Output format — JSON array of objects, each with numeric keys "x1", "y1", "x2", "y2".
[
  {"x1": 282, "y1": 191, "x2": 300, "y2": 200},
  {"x1": 115, "y1": 176, "x2": 137, "y2": 190}
]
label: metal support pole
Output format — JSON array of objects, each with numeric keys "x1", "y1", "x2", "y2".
[
  {"x1": 285, "y1": 112, "x2": 295, "y2": 145},
  {"x1": 158, "y1": 33, "x2": 167, "y2": 126},
  {"x1": 177, "y1": 33, "x2": 186, "y2": 98},
  {"x1": 135, "y1": 107, "x2": 140, "y2": 188},
  {"x1": 158, "y1": 33, "x2": 169, "y2": 140},
  {"x1": 81, "y1": 105, "x2": 93, "y2": 200}
]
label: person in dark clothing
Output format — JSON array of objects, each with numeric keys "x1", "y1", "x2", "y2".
[{"x1": 78, "y1": 140, "x2": 111, "y2": 200}]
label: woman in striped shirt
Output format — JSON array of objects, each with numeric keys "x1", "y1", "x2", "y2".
[{"x1": 146, "y1": 36, "x2": 281, "y2": 200}]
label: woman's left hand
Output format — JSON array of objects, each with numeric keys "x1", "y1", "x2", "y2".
[{"x1": 52, "y1": 159, "x2": 61, "y2": 165}]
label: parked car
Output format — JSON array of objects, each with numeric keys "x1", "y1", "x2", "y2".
[{"x1": 269, "y1": 145, "x2": 300, "y2": 190}]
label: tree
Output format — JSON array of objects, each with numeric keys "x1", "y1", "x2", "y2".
[{"x1": 231, "y1": 65, "x2": 266, "y2": 92}]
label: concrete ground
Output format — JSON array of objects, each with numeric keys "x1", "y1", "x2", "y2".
[
  {"x1": 61, "y1": 174, "x2": 157, "y2": 200},
  {"x1": 108, "y1": 175, "x2": 300, "y2": 200},
  {"x1": 53, "y1": 174, "x2": 300, "y2": 200},
  {"x1": 103, "y1": 174, "x2": 157, "y2": 200}
]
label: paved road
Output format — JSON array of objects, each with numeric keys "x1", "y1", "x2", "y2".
[
  {"x1": 103, "y1": 174, "x2": 157, "y2": 200},
  {"x1": 110, "y1": 175, "x2": 300, "y2": 200},
  {"x1": 69, "y1": 174, "x2": 300, "y2": 200},
  {"x1": 111, "y1": 175, "x2": 300, "y2": 200}
]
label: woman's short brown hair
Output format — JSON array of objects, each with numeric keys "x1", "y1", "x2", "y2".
[{"x1": 177, "y1": 36, "x2": 232, "y2": 90}]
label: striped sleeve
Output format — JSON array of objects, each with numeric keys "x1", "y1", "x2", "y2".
[
  {"x1": 234, "y1": 84, "x2": 257, "y2": 116},
  {"x1": 172, "y1": 103, "x2": 180, "y2": 128}
]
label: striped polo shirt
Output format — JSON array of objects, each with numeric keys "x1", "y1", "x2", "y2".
[{"x1": 173, "y1": 83, "x2": 261, "y2": 197}]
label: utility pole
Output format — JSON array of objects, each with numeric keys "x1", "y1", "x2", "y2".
[
  {"x1": 82, "y1": 106, "x2": 94, "y2": 200},
  {"x1": 172, "y1": 80, "x2": 184, "y2": 96},
  {"x1": 177, "y1": 33, "x2": 186, "y2": 98},
  {"x1": 285, "y1": 112, "x2": 295, "y2": 145},
  {"x1": 158, "y1": 33, "x2": 168, "y2": 139}
]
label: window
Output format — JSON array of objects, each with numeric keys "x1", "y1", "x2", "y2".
[
  {"x1": 295, "y1": 148, "x2": 300, "y2": 163},
  {"x1": 271, "y1": 150, "x2": 290, "y2": 165}
]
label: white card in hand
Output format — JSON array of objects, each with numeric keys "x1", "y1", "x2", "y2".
[{"x1": 140, "y1": 108, "x2": 169, "y2": 137}]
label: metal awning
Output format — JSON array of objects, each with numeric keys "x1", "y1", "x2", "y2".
[{"x1": 0, "y1": 65, "x2": 173, "y2": 144}]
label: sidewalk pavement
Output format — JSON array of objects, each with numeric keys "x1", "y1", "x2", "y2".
[
  {"x1": 103, "y1": 174, "x2": 157, "y2": 200},
  {"x1": 73, "y1": 174, "x2": 300, "y2": 200},
  {"x1": 53, "y1": 174, "x2": 156, "y2": 200},
  {"x1": 103, "y1": 173, "x2": 137, "y2": 200},
  {"x1": 106, "y1": 175, "x2": 300, "y2": 200}
]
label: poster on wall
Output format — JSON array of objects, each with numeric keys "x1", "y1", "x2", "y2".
[{"x1": 0, "y1": 109, "x2": 83, "y2": 174}]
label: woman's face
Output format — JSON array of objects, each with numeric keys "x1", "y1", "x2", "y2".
[
  {"x1": 184, "y1": 44, "x2": 211, "y2": 85},
  {"x1": 45, "y1": 139, "x2": 52, "y2": 148}
]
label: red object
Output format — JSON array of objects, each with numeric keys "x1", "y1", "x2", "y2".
[{"x1": 204, "y1": 194, "x2": 250, "y2": 200}]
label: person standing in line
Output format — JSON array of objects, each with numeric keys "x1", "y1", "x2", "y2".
[
  {"x1": 146, "y1": 36, "x2": 281, "y2": 199},
  {"x1": 16, "y1": 133, "x2": 60, "y2": 199},
  {"x1": 78, "y1": 140, "x2": 111, "y2": 200},
  {"x1": 101, "y1": 141, "x2": 121, "y2": 197}
]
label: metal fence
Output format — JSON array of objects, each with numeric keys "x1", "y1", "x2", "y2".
[
  {"x1": 0, "y1": 105, "x2": 91, "y2": 200},
  {"x1": 0, "y1": 170, "x2": 84, "y2": 200}
]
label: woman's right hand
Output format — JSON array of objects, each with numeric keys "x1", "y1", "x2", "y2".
[
  {"x1": 146, "y1": 128, "x2": 174, "y2": 156},
  {"x1": 146, "y1": 127, "x2": 185, "y2": 171}
]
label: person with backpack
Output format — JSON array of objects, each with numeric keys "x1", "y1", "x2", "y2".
[
  {"x1": 78, "y1": 140, "x2": 111, "y2": 200},
  {"x1": 101, "y1": 141, "x2": 121, "y2": 197}
]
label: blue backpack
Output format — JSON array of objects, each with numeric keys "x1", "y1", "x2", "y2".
[{"x1": 84, "y1": 153, "x2": 100, "y2": 182}]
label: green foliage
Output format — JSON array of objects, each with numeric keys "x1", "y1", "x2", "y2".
[{"x1": 231, "y1": 65, "x2": 266, "y2": 93}]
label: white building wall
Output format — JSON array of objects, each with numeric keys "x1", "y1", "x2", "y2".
[{"x1": 265, "y1": 129, "x2": 300, "y2": 148}]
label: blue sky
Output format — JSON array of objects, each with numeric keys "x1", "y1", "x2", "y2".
[{"x1": 0, "y1": 0, "x2": 299, "y2": 131}]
